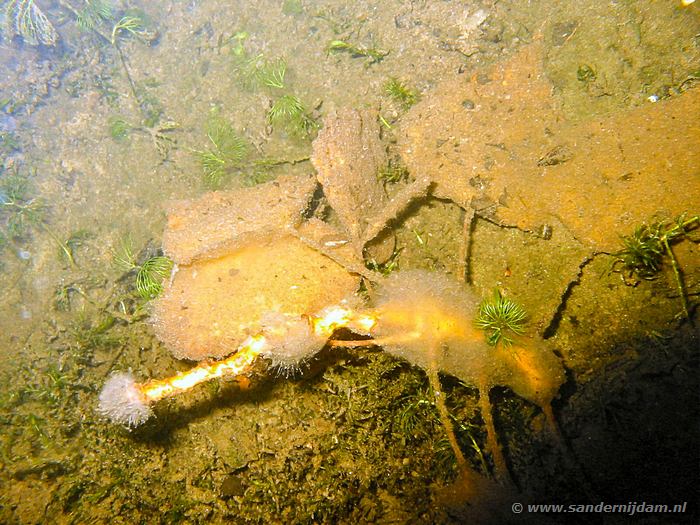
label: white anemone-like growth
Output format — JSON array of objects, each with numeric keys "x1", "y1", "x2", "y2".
[{"x1": 98, "y1": 372, "x2": 153, "y2": 428}]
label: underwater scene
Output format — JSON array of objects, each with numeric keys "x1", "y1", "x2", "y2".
[{"x1": 0, "y1": 0, "x2": 699, "y2": 523}]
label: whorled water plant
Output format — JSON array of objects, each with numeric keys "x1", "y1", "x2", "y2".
[
  {"x1": 75, "y1": 0, "x2": 113, "y2": 32},
  {"x1": 195, "y1": 115, "x2": 248, "y2": 188},
  {"x1": 232, "y1": 52, "x2": 287, "y2": 90},
  {"x1": 267, "y1": 94, "x2": 317, "y2": 137},
  {"x1": 384, "y1": 77, "x2": 418, "y2": 109},
  {"x1": 474, "y1": 290, "x2": 527, "y2": 347},
  {"x1": 612, "y1": 214, "x2": 699, "y2": 320},
  {"x1": 0, "y1": 167, "x2": 79, "y2": 265},
  {"x1": 327, "y1": 39, "x2": 388, "y2": 64},
  {"x1": 135, "y1": 256, "x2": 173, "y2": 299},
  {"x1": 111, "y1": 236, "x2": 172, "y2": 299},
  {"x1": 3, "y1": 0, "x2": 58, "y2": 46},
  {"x1": 108, "y1": 116, "x2": 131, "y2": 142}
]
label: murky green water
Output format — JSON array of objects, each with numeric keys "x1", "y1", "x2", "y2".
[{"x1": 1, "y1": 1, "x2": 698, "y2": 523}]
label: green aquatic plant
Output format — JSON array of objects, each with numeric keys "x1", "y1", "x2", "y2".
[
  {"x1": 615, "y1": 224, "x2": 665, "y2": 279},
  {"x1": 394, "y1": 387, "x2": 436, "y2": 439},
  {"x1": 39, "y1": 365, "x2": 70, "y2": 406},
  {"x1": 60, "y1": 229, "x2": 92, "y2": 265},
  {"x1": 107, "y1": 16, "x2": 142, "y2": 99},
  {"x1": 92, "y1": 73, "x2": 119, "y2": 106},
  {"x1": 612, "y1": 216, "x2": 698, "y2": 279},
  {"x1": 257, "y1": 57, "x2": 287, "y2": 89},
  {"x1": 0, "y1": 169, "x2": 46, "y2": 238},
  {"x1": 267, "y1": 93, "x2": 303, "y2": 123},
  {"x1": 612, "y1": 214, "x2": 699, "y2": 320},
  {"x1": 111, "y1": 28, "x2": 177, "y2": 157},
  {"x1": 229, "y1": 30, "x2": 248, "y2": 57},
  {"x1": 366, "y1": 246, "x2": 402, "y2": 276},
  {"x1": 576, "y1": 64, "x2": 596, "y2": 83},
  {"x1": 233, "y1": 52, "x2": 288, "y2": 90},
  {"x1": 0, "y1": 169, "x2": 76, "y2": 266},
  {"x1": 56, "y1": 3, "x2": 165, "y2": 153},
  {"x1": 377, "y1": 159, "x2": 409, "y2": 185},
  {"x1": 0, "y1": 180, "x2": 81, "y2": 264},
  {"x1": 135, "y1": 256, "x2": 172, "y2": 299},
  {"x1": 434, "y1": 419, "x2": 488, "y2": 475},
  {"x1": 52, "y1": 275, "x2": 98, "y2": 312},
  {"x1": 53, "y1": 280, "x2": 73, "y2": 311},
  {"x1": 106, "y1": 13, "x2": 168, "y2": 143},
  {"x1": 75, "y1": 0, "x2": 113, "y2": 31},
  {"x1": 111, "y1": 235, "x2": 137, "y2": 272},
  {"x1": 5, "y1": 0, "x2": 116, "y2": 46},
  {"x1": 111, "y1": 236, "x2": 173, "y2": 299},
  {"x1": 142, "y1": 119, "x2": 179, "y2": 159},
  {"x1": 195, "y1": 116, "x2": 248, "y2": 188},
  {"x1": 110, "y1": 15, "x2": 148, "y2": 45},
  {"x1": 384, "y1": 77, "x2": 418, "y2": 109},
  {"x1": 134, "y1": 83, "x2": 163, "y2": 127},
  {"x1": 228, "y1": 35, "x2": 319, "y2": 141},
  {"x1": 390, "y1": 375, "x2": 486, "y2": 476},
  {"x1": 267, "y1": 94, "x2": 316, "y2": 137},
  {"x1": 25, "y1": 413, "x2": 52, "y2": 449},
  {"x1": 65, "y1": 314, "x2": 118, "y2": 366},
  {"x1": 0, "y1": 131, "x2": 19, "y2": 155},
  {"x1": 108, "y1": 116, "x2": 131, "y2": 141},
  {"x1": 3, "y1": 0, "x2": 58, "y2": 46},
  {"x1": 198, "y1": 150, "x2": 228, "y2": 188},
  {"x1": 475, "y1": 290, "x2": 527, "y2": 347},
  {"x1": 327, "y1": 39, "x2": 388, "y2": 64}
]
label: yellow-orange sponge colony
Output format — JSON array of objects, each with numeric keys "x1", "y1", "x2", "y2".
[
  {"x1": 97, "y1": 271, "x2": 564, "y2": 431},
  {"x1": 97, "y1": 308, "x2": 378, "y2": 428},
  {"x1": 98, "y1": 337, "x2": 265, "y2": 428}
]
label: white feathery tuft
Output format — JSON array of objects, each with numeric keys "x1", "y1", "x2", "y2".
[
  {"x1": 97, "y1": 372, "x2": 153, "y2": 428},
  {"x1": 260, "y1": 312, "x2": 326, "y2": 377}
]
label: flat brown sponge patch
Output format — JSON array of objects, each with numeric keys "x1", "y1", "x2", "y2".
[
  {"x1": 153, "y1": 234, "x2": 359, "y2": 361},
  {"x1": 162, "y1": 174, "x2": 318, "y2": 265}
]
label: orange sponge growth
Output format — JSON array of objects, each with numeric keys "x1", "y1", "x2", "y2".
[{"x1": 372, "y1": 270, "x2": 565, "y2": 410}]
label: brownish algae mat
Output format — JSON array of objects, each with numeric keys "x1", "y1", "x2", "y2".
[{"x1": 1, "y1": 1, "x2": 699, "y2": 524}]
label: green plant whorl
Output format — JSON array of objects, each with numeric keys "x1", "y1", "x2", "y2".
[
  {"x1": 196, "y1": 117, "x2": 248, "y2": 188},
  {"x1": 267, "y1": 94, "x2": 316, "y2": 136},
  {"x1": 475, "y1": 290, "x2": 527, "y2": 347},
  {"x1": 614, "y1": 223, "x2": 666, "y2": 279},
  {"x1": 135, "y1": 256, "x2": 172, "y2": 299},
  {"x1": 384, "y1": 77, "x2": 418, "y2": 109}
]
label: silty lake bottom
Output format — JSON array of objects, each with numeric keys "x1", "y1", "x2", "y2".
[{"x1": 0, "y1": 1, "x2": 698, "y2": 523}]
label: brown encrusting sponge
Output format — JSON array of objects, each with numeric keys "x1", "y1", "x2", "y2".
[{"x1": 152, "y1": 173, "x2": 362, "y2": 361}]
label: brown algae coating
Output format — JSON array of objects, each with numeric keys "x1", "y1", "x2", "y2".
[{"x1": 373, "y1": 270, "x2": 565, "y2": 409}]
